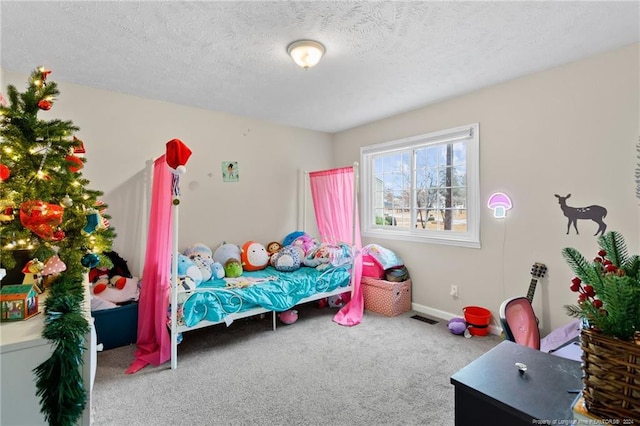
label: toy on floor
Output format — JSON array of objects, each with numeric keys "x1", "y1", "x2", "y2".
[
  {"x1": 278, "y1": 309, "x2": 298, "y2": 325},
  {"x1": 447, "y1": 317, "x2": 467, "y2": 335}
]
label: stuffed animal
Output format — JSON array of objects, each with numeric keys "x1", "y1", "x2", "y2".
[
  {"x1": 183, "y1": 243, "x2": 214, "y2": 281},
  {"x1": 270, "y1": 246, "x2": 301, "y2": 272},
  {"x1": 266, "y1": 241, "x2": 282, "y2": 258},
  {"x1": 291, "y1": 234, "x2": 319, "y2": 258},
  {"x1": 89, "y1": 263, "x2": 128, "y2": 295},
  {"x1": 282, "y1": 231, "x2": 306, "y2": 247},
  {"x1": 241, "y1": 241, "x2": 269, "y2": 271},
  {"x1": 213, "y1": 242, "x2": 242, "y2": 266},
  {"x1": 176, "y1": 253, "x2": 203, "y2": 291},
  {"x1": 327, "y1": 294, "x2": 346, "y2": 308},
  {"x1": 447, "y1": 317, "x2": 467, "y2": 335},
  {"x1": 278, "y1": 309, "x2": 298, "y2": 325},
  {"x1": 224, "y1": 258, "x2": 243, "y2": 278},
  {"x1": 103, "y1": 251, "x2": 133, "y2": 278},
  {"x1": 210, "y1": 262, "x2": 224, "y2": 280}
]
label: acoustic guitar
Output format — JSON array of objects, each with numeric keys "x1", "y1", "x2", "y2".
[{"x1": 527, "y1": 262, "x2": 547, "y2": 304}]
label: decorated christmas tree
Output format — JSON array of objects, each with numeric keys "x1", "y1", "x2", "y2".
[{"x1": 1, "y1": 67, "x2": 116, "y2": 425}]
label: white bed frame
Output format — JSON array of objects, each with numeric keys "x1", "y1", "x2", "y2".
[{"x1": 169, "y1": 163, "x2": 359, "y2": 369}]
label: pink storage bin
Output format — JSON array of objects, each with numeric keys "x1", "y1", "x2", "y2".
[
  {"x1": 362, "y1": 277, "x2": 412, "y2": 317},
  {"x1": 362, "y1": 254, "x2": 385, "y2": 278}
]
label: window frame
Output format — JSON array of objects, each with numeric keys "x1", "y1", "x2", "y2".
[{"x1": 360, "y1": 123, "x2": 480, "y2": 248}]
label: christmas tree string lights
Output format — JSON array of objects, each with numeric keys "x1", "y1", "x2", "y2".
[{"x1": 1, "y1": 67, "x2": 116, "y2": 425}]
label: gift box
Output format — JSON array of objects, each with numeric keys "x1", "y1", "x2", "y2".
[
  {"x1": 92, "y1": 302, "x2": 138, "y2": 350},
  {"x1": 362, "y1": 277, "x2": 411, "y2": 317},
  {"x1": 0, "y1": 284, "x2": 39, "y2": 321}
]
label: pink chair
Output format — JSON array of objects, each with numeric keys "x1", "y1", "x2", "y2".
[{"x1": 499, "y1": 296, "x2": 540, "y2": 350}]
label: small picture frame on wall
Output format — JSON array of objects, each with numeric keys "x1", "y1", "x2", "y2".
[{"x1": 222, "y1": 161, "x2": 239, "y2": 182}]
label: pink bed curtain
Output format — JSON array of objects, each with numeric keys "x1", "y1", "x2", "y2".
[
  {"x1": 309, "y1": 166, "x2": 363, "y2": 326},
  {"x1": 126, "y1": 155, "x2": 172, "y2": 374}
]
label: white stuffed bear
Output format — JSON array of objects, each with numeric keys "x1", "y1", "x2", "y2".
[{"x1": 184, "y1": 243, "x2": 214, "y2": 282}]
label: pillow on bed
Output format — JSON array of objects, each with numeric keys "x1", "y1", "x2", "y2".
[{"x1": 270, "y1": 246, "x2": 301, "y2": 272}]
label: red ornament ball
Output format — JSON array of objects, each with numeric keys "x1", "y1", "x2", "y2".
[
  {"x1": 52, "y1": 229, "x2": 66, "y2": 241},
  {"x1": 65, "y1": 155, "x2": 84, "y2": 172},
  {"x1": 0, "y1": 164, "x2": 10, "y2": 182},
  {"x1": 37, "y1": 99, "x2": 52, "y2": 110}
]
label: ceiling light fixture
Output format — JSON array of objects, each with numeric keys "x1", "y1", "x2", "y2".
[{"x1": 287, "y1": 40, "x2": 325, "y2": 69}]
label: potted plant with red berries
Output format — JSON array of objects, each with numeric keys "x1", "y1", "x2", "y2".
[{"x1": 562, "y1": 230, "x2": 640, "y2": 422}]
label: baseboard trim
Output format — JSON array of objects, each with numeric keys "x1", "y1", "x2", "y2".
[{"x1": 411, "y1": 302, "x2": 503, "y2": 336}]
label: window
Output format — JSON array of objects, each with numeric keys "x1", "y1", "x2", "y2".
[{"x1": 361, "y1": 123, "x2": 480, "y2": 248}]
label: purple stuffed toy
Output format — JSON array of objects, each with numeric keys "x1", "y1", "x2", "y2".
[{"x1": 447, "y1": 317, "x2": 467, "y2": 335}]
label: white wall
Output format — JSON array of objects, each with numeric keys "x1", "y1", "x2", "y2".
[
  {"x1": 332, "y1": 43, "x2": 640, "y2": 334},
  {"x1": 2, "y1": 71, "x2": 333, "y2": 276}
]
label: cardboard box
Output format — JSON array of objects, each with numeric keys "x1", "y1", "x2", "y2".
[
  {"x1": 92, "y1": 302, "x2": 138, "y2": 350},
  {"x1": 0, "y1": 284, "x2": 39, "y2": 321},
  {"x1": 362, "y1": 277, "x2": 411, "y2": 317}
]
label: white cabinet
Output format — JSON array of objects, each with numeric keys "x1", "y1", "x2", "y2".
[{"x1": 0, "y1": 299, "x2": 93, "y2": 425}]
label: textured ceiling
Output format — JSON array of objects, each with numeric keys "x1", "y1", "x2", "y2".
[{"x1": 1, "y1": 1, "x2": 639, "y2": 133}]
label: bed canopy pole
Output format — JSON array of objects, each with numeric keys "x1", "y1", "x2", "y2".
[
  {"x1": 170, "y1": 183, "x2": 179, "y2": 369},
  {"x1": 165, "y1": 139, "x2": 192, "y2": 370},
  {"x1": 351, "y1": 161, "x2": 359, "y2": 247}
]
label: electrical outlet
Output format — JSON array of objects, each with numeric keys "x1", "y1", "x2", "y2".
[{"x1": 450, "y1": 285, "x2": 458, "y2": 298}]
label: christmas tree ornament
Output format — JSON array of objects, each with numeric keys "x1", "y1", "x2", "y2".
[
  {"x1": 83, "y1": 208, "x2": 100, "y2": 234},
  {"x1": 65, "y1": 154, "x2": 84, "y2": 172},
  {"x1": 60, "y1": 194, "x2": 73, "y2": 207},
  {"x1": 165, "y1": 138, "x2": 193, "y2": 174},
  {"x1": 81, "y1": 252, "x2": 100, "y2": 268},
  {"x1": 37, "y1": 99, "x2": 52, "y2": 110},
  {"x1": 52, "y1": 229, "x2": 66, "y2": 241},
  {"x1": 43, "y1": 254, "x2": 67, "y2": 276},
  {"x1": 0, "y1": 163, "x2": 10, "y2": 181},
  {"x1": 39, "y1": 67, "x2": 52, "y2": 83},
  {"x1": 19, "y1": 200, "x2": 64, "y2": 240},
  {"x1": 41, "y1": 247, "x2": 66, "y2": 289},
  {"x1": 0, "y1": 200, "x2": 15, "y2": 222},
  {"x1": 72, "y1": 136, "x2": 86, "y2": 154}
]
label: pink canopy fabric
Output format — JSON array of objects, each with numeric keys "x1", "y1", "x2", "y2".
[
  {"x1": 309, "y1": 166, "x2": 363, "y2": 326},
  {"x1": 126, "y1": 155, "x2": 172, "y2": 374}
]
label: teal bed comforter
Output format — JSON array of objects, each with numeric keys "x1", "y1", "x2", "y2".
[{"x1": 180, "y1": 266, "x2": 351, "y2": 327}]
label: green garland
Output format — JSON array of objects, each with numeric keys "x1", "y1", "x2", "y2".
[{"x1": 34, "y1": 274, "x2": 89, "y2": 426}]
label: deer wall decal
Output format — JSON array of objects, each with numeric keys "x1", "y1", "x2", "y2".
[{"x1": 554, "y1": 193, "x2": 607, "y2": 236}]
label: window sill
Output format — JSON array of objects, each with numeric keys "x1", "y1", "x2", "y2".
[{"x1": 362, "y1": 229, "x2": 481, "y2": 249}]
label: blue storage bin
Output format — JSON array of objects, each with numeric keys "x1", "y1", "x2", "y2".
[{"x1": 92, "y1": 302, "x2": 138, "y2": 350}]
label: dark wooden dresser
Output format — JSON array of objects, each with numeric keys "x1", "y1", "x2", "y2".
[{"x1": 450, "y1": 340, "x2": 582, "y2": 425}]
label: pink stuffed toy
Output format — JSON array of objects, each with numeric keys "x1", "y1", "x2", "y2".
[{"x1": 278, "y1": 309, "x2": 298, "y2": 325}]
